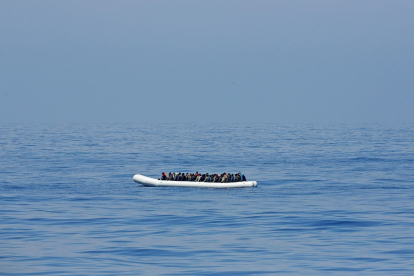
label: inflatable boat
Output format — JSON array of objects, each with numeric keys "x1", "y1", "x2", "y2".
[{"x1": 133, "y1": 174, "x2": 258, "y2": 188}]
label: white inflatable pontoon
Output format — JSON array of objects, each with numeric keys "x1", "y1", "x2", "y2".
[{"x1": 133, "y1": 174, "x2": 258, "y2": 188}]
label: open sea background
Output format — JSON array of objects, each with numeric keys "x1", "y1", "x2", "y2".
[{"x1": 1, "y1": 123, "x2": 413, "y2": 275}]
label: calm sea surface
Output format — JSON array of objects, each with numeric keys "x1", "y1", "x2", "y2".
[{"x1": 1, "y1": 124, "x2": 413, "y2": 275}]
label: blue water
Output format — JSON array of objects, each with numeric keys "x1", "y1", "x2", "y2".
[{"x1": 1, "y1": 124, "x2": 413, "y2": 275}]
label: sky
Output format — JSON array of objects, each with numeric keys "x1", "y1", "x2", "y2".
[{"x1": 1, "y1": 0, "x2": 413, "y2": 124}]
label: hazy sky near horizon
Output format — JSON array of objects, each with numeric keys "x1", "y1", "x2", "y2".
[{"x1": 1, "y1": 0, "x2": 413, "y2": 124}]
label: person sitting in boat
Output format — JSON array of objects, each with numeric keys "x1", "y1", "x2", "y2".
[
  {"x1": 223, "y1": 173, "x2": 231, "y2": 183},
  {"x1": 164, "y1": 171, "x2": 247, "y2": 182}
]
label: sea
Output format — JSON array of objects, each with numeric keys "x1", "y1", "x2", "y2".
[{"x1": 1, "y1": 123, "x2": 413, "y2": 275}]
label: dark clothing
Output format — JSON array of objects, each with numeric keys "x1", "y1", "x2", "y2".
[{"x1": 163, "y1": 171, "x2": 247, "y2": 183}]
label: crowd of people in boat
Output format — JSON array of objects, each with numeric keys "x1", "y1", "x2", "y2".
[{"x1": 159, "y1": 172, "x2": 247, "y2": 182}]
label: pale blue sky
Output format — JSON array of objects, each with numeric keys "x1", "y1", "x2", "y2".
[{"x1": 1, "y1": 0, "x2": 413, "y2": 124}]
